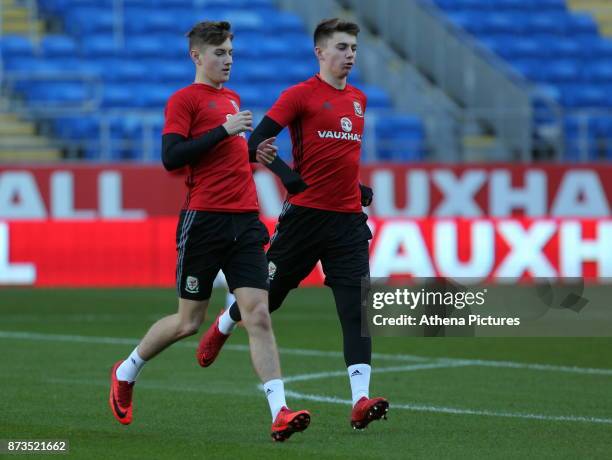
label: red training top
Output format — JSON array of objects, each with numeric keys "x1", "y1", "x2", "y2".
[
  {"x1": 163, "y1": 83, "x2": 259, "y2": 213},
  {"x1": 267, "y1": 74, "x2": 367, "y2": 213}
]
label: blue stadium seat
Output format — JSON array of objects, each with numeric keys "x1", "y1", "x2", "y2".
[
  {"x1": 259, "y1": 83, "x2": 287, "y2": 107},
  {"x1": 375, "y1": 115, "x2": 425, "y2": 162},
  {"x1": 40, "y1": 0, "x2": 111, "y2": 15},
  {"x1": 583, "y1": 63, "x2": 612, "y2": 83},
  {"x1": 53, "y1": 116, "x2": 99, "y2": 140},
  {"x1": 105, "y1": 60, "x2": 148, "y2": 82},
  {"x1": 238, "y1": 62, "x2": 278, "y2": 82},
  {"x1": 227, "y1": 84, "x2": 264, "y2": 108},
  {"x1": 279, "y1": 32, "x2": 313, "y2": 57},
  {"x1": 269, "y1": 13, "x2": 305, "y2": 33},
  {"x1": 101, "y1": 84, "x2": 134, "y2": 108},
  {"x1": 377, "y1": 115, "x2": 423, "y2": 133},
  {"x1": 19, "y1": 0, "x2": 422, "y2": 161},
  {"x1": 487, "y1": 36, "x2": 543, "y2": 59},
  {"x1": 481, "y1": 13, "x2": 526, "y2": 34},
  {"x1": 123, "y1": 10, "x2": 183, "y2": 34},
  {"x1": 537, "y1": 0, "x2": 567, "y2": 11},
  {"x1": 65, "y1": 8, "x2": 115, "y2": 35},
  {"x1": 71, "y1": 60, "x2": 105, "y2": 78},
  {"x1": 25, "y1": 82, "x2": 90, "y2": 104},
  {"x1": 434, "y1": 0, "x2": 494, "y2": 12},
  {"x1": 435, "y1": 0, "x2": 612, "y2": 160},
  {"x1": 6, "y1": 57, "x2": 99, "y2": 96},
  {"x1": 563, "y1": 115, "x2": 612, "y2": 161},
  {"x1": 154, "y1": 60, "x2": 193, "y2": 86},
  {"x1": 275, "y1": 60, "x2": 318, "y2": 84},
  {"x1": 274, "y1": 129, "x2": 292, "y2": 161},
  {"x1": 583, "y1": 38, "x2": 612, "y2": 59},
  {"x1": 446, "y1": 12, "x2": 486, "y2": 35},
  {"x1": 148, "y1": 0, "x2": 195, "y2": 7},
  {"x1": 4, "y1": 58, "x2": 67, "y2": 74},
  {"x1": 511, "y1": 59, "x2": 544, "y2": 81},
  {"x1": 232, "y1": 34, "x2": 266, "y2": 59},
  {"x1": 81, "y1": 35, "x2": 119, "y2": 57},
  {"x1": 259, "y1": 39, "x2": 293, "y2": 58},
  {"x1": 525, "y1": 13, "x2": 569, "y2": 35},
  {"x1": 134, "y1": 84, "x2": 175, "y2": 108},
  {"x1": 565, "y1": 13, "x2": 598, "y2": 36},
  {"x1": 530, "y1": 84, "x2": 562, "y2": 123},
  {"x1": 124, "y1": 36, "x2": 167, "y2": 57},
  {"x1": 564, "y1": 114, "x2": 596, "y2": 137},
  {"x1": 0, "y1": 35, "x2": 34, "y2": 58},
  {"x1": 545, "y1": 37, "x2": 583, "y2": 59},
  {"x1": 40, "y1": 35, "x2": 77, "y2": 57},
  {"x1": 540, "y1": 60, "x2": 581, "y2": 83},
  {"x1": 155, "y1": 35, "x2": 187, "y2": 58},
  {"x1": 560, "y1": 85, "x2": 607, "y2": 108},
  {"x1": 592, "y1": 116, "x2": 612, "y2": 136},
  {"x1": 495, "y1": 0, "x2": 536, "y2": 11},
  {"x1": 206, "y1": 11, "x2": 265, "y2": 33},
  {"x1": 361, "y1": 85, "x2": 391, "y2": 109},
  {"x1": 206, "y1": 0, "x2": 273, "y2": 7}
]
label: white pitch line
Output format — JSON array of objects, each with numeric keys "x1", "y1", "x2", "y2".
[
  {"x1": 1, "y1": 330, "x2": 612, "y2": 376},
  {"x1": 40, "y1": 376, "x2": 612, "y2": 426},
  {"x1": 283, "y1": 391, "x2": 612, "y2": 425},
  {"x1": 438, "y1": 358, "x2": 612, "y2": 377},
  {"x1": 4, "y1": 330, "x2": 610, "y2": 426},
  {"x1": 283, "y1": 362, "x2": 470, "y2": 384},
  {"x1": 0, "y1": 330, "x2": 426, "y2": 362}
]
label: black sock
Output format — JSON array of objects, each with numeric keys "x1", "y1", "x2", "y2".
[{"x1": 332, "y1": 285, "x2": 372, "y2": 367}]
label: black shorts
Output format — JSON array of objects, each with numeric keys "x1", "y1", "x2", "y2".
[
  {"x1": 267, "y1": 204, "x2": 372, "y2": 289},
  {"x1": 175, "y1": 210, "x2": 270, "y2": 301}
]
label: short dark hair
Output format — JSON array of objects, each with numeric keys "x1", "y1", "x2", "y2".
[
  {"x1": 186, "y1": 21, "x2": 233, "y2": 50},
  {"x1": 313, "y1": 18, "x2": 360, "y2": 46}
]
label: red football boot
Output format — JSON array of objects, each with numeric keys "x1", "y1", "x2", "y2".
[
  {"x1": 196, "y1": 312, "x2": 230, "y2": 367},
  {"x1": 351, "y1": 397, "x2": 389, "y2": 430},
  {"x1": 271, "y1": 407, "x2": 311, "y2": 442},
  {"x1": 108, "y1": 360, "x2": 134, "y2": 425}
]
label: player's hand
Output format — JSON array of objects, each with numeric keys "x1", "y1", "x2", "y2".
[
  {"x1": 283, "y1": 171, "x2": 309, "y2": 194},
  {"x1": 255, "y1": 137, "x2": 278, "y2": 165},
  {"x1": 360, "y1": 183, "x2": 373, "y2": 207},
  {"x1": 223, "y1": 110, "x2": 253, "y2": 135}
]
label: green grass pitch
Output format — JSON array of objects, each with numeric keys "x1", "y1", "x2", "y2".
[{"x1": 1, "y1": 287, "x2": 611, "y2": 459}]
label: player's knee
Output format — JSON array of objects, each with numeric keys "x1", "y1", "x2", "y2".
[
  {"x1": 242, "y1": 302, "x2": 272, "y2": 332},
  {"x1": 176, "y1": 320, "x2": 200, "y2": 338}
]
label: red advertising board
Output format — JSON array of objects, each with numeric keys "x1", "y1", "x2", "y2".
[
  {"x1": 0, "y1": 163, "x2": 610, "y2": 219},
  {"x1": 1, "y1": 164, "x2": 609, "y2": 287},
  {"x1": 1, "y1": 218, "x2": 610, "y2": 287}
]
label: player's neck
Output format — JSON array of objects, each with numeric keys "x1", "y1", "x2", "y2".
[
  {"x1": 194, "y1": 73, "x2": 223, "y2": 89},
  {"x1": 319, "y1": 70, "x2": 347, "y2": 90}
]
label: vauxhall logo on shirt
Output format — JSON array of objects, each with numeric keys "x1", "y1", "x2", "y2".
[{"x1": 317, "y1": 117, "x2": 362, "y2": 142}]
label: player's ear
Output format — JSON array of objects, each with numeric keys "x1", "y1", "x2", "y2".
[
  {"x1": 190, "y1": 49, "x2": 201, "y2": 65},
  {"x1": 314, "y1": 45, "x2": 323, "y2": 61}
]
